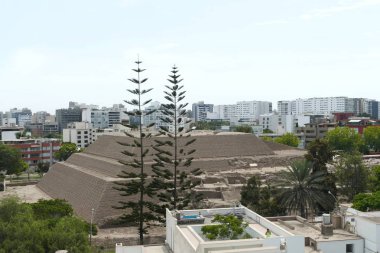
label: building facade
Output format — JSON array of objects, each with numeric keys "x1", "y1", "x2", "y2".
[
  {"x1": 278, "y1": 97, "x2": 379, "y2": 117},
  {"x1": 236, "y1": 101, "x2": 272, "y2": 121},
  {"x1": 63, "y1": 122, "x2": 98, "y2": 148},
  {"x1": 2, "y1": 139, "x2": 60, "y2": 167},
  {"x1": 82, "y1": 104, "x2": 126, "y2": 129},
  {"x1": 56, "y1": 108, "x2": 82, "y2": 132},
  {"x1": 192, "y1": 102, "x2": 214, "y2": 122}
]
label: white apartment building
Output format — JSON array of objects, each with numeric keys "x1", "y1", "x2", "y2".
[
  {"x1": 236, "y1": 101, "x2": 272, "y2": 121},
  {"x1": 259, "y1": 114, "x2": 282, "y2": 134},
  {"x1": 278, "y1": 97, "x2": 379, "y2": 117},
  {"x1": 1, "y1": 118, "x2": 17, "y2": 127},
  {"x1": 143, "y1": 102, "x2": 190, "y2": 133},
  {"x1": 82, "y1": 104, "x2": 127, "y2": 129},
  {"x1": 259, "y1": 114, "x2": 311, "y2": 134},
  {"x1": 192, "y1": 102, "x2": 214, "y2": 122},
  {"x1": 277, "y1": 101, "x2": 292, "y2": 115},
  {"x1": 278, "y1": 97, "x2": 349, "y2": 116},
  {"x1": 212, "y1": 104, "x2": 237, "y2": 120},
  {"x1": 63, "y1": 122, "x2": 98, "y2": 148},
  {"x1": 208, "y1": 102, "x2": 272, "y2": 124},
  {"x1": 117, "y1": 205, "x2": 372, "y2": 253}
]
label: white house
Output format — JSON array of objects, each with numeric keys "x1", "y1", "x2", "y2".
[{"x1": 116, "y1": 205, "x2": 380, "y2": 253}]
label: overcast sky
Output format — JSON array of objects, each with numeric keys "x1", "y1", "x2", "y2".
[{"x1": 1, "y1": 0, "x2": 380, "y2": 114}]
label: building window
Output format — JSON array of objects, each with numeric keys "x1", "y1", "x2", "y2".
[{"x1": 346, "y1": 244, "x2": 353, "y2": 253}]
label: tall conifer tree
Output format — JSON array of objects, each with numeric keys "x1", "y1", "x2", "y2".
[
  {"x1": 153, "y1": 66, "x2": 202, "y2": 210},
  {"x1": 113, "y1": 59, "x2": 161, "y2": 245}
]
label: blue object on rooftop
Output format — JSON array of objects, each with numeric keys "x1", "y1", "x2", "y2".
[{"x1": 182, "y1": 215, "x2": 199, "y2": 219}]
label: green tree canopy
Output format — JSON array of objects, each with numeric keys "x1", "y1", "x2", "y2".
[
  {"x1": 363, "y1": 126, "x2": 380, "y2": 152},
  {"x1": 325, "y1": 127, "x2": 363, "y2": 153},
  {"x1": 234, "y1": 125, "x2": 253, "y2": 134},
  {"x1": 277, "y1": 159, "x2": 334, "y2": 218},
  {"x1": 201, "y1": 214, "x2": 251, "y2": 240},
  {"x1": 36, "y1": 162, "x2": 50, "y2": 176},
  {"x1": 274, "y1": 133, "x2": 299, "y2": 147},
  {"x1": 0, "y1": 144, "x2": 25, "y2": 176},
  {"x1": 0, "y1": 197, "x2": 91, "y2": 253},
  {"x1": 352, "y1": 191, "x2": 380, "y2": 212},
  {"x1": 305, "y1": 139, "x2": 334, "y2": 172},
  {"x1": 31, "y1": 199, "x2": 73, "y2": 220},
  {"x1": 263, "y1": 128, "x2": 274, "y2": 134},
  {"x1": 304, "y1": 138, "x2": 337, "y2": 213},
  {"x1": 54, "y1": 142, "x2": 79, "y2": 161},
  {"x1": 335, "y1": 152, "x2": 369, "y2": 201},
  {"x1": 190, "y1": 121, "x2": 230, "y2": 131},
  {"x1": 369, "y1": 165, "x2": 380, "y2": 192},
  {"x1": 240, "y1": 176, "x2": 285, "y2": 216}
]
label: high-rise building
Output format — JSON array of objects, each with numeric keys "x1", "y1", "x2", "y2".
[
  {"x1": 143, "y1": 102, "x2": 190, "y2": 132},
  {"x1": 82, "y1": 104, "x2": 126, "y2": 129},
  {"x1": 63, "y1": 122, "x2": 97, "y2": 148},
  {"x1": 278, "y1": 97, "x2": 361, "y2": 116},
  {"x1": 31, "y1": 111, "x2": 50, "y2": 124},
  {"x1": 192, "y1": 101, "x2": 214, "y2": 122},
  {"x1": 236, "y1": 101, "x2": 272, "y2": 121},
  {"x1": 212, "y1": 105, "x2": 237, "y2": 120},
  {"x1": 368, "y1": 100, "x2": 379, "y2": 119},
  {"x1": 277, "y1": 101, "x2": 292, "y2": 115},
  {"x1": 9, "y1": 108, "x2": 32, "y2": 125},
  {"x1": 56, "y1": 108, "x2": 82, "y2": 132}
]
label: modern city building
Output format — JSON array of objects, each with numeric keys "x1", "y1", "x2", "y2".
[
  {"x1": 368, "y1": 100, "x2": 379, "y2": 119},
  {"x1": 278, "y1": 97, "x2": 380, "y2": 118},
  {"x1": 117, "y1": 205, "x2": 371, "y2": 253},
  {"x1": 2, "y1": 139, "x2": 61, "y2": 167},
  {"x1": 8, "y1": 108, "x2": 32, "y2": 125},
  {"x1": 62, "y1": 122, "x2": 98, "y2": 148},
  {"x1": 192, "y1": 102, "x2": 214, "y2": 122},
  {"x1": 82, "y1": 104, "x2": 127, "y2": 129},
  {"x1": 56, "y1": 108, "x2": 82, "y2": 132},
  {"x1": 31, "y1": 111, "x2": 50, "y2": 124},
  {"x1": 142, "y1": 102, "x2": 190, "y2": 132},
  {"x1": 1, "y1": 117, "x2": 17, "y2": 127},
  {"x1": 236, "y1": 101, "x2": 272, "y2": 121},
  {"x1": 296, "y1": 122, "x2": 337, "y2": 147},
  {"x1": 212, "y1": 104, "x2": 237, "y2": 121}
]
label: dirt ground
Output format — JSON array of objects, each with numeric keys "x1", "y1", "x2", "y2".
[{"x1": 0, "y1": 184, "x2": 51, "y2": 202}]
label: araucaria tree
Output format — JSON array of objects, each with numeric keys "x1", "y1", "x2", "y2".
[
  {"x1": 113, "y1": 60, "x2": 161, "y2": 245},
  {"x1": 153, "y1": 66, "x2": 202, "y2": 210}
]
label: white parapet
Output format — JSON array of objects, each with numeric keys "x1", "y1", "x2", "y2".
[{"x1": 115, "y1": 243, "x2": 143, "y2": 253}]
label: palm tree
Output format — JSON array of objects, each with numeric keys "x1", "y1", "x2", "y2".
[{"x1": 277, "y1": 159, "x2": 333, "y2": 218}]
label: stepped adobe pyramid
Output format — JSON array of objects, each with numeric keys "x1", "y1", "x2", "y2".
[{"x1": 37, "y1": 133, "x2": 275, "y2": 225}]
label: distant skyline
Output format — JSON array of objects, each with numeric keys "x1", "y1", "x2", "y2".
[{"x1": 1, "y1": 0, "x2": 380, "y2": 114}]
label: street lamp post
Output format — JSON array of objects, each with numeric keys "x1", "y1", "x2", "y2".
[
  {"x1": 90, "y1": 208, "x2": 95, "y2": 245},
  {"x1": 328, "y1": 191, "x2": 339, "y2": 213}
]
